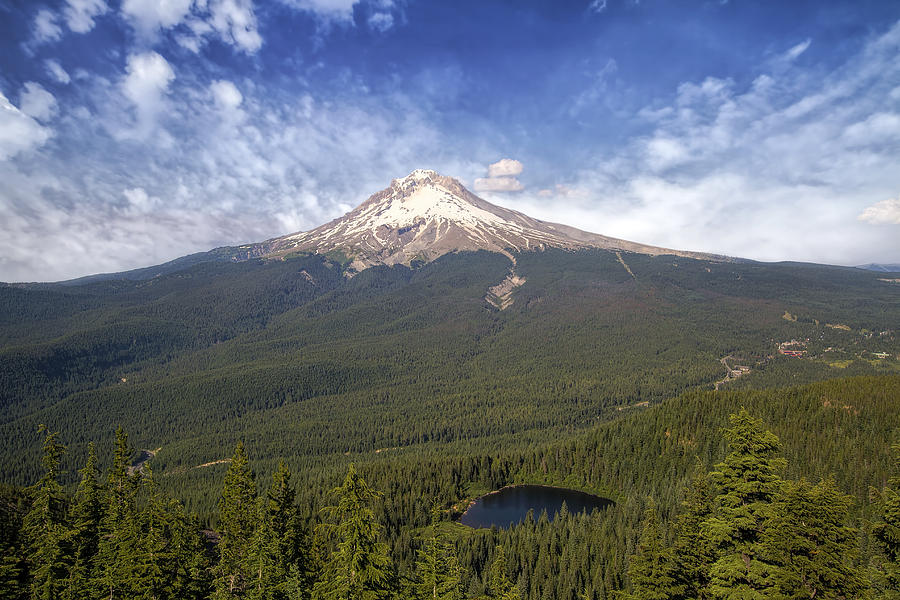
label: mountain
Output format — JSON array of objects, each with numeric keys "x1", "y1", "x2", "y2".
[
  {"x1": 0, "y1": 168, "x2": 897, "y2": 516},
  {"x1": 257, "y1": 169, "x2": 724, "y2": 272},
  {"x1": 857, "y1": 263, "x2": 900, "y2": 273}
]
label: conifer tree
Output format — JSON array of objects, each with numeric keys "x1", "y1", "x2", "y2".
[
  {"x1": 134, "y1": 464, "x2": 174, "y2": 600},
  {"x1": 312, "y1": 464, "x2": 393, "y2": 600},
  {"x1": 215, "y1": 442, "x2": 258, "y2": 600},
  {"x1": 64, "y1": 442, "x2": 103, "y2": 600},
  {"x1": 620, "y1": 501, "x2": 676, "y2": 600},
  {"x1": 96, "y1": 426, "x2": 141, "y2": 599},
  {"x1": 873, "y1": 438, "x2": 900, "y2": 598},
  {"x1": 761, "y1": 477, "x2": 866, "y2": 599},
  {"x1": 701, "y1": 409, "x2": 785, "y2": 600},
  {"x1": 411, "y1": 507, "x2": 463, "y2": 600},
  {"x1": 670, "y1": 465, "x2": 714, "y2": 600},
  {"x1": 23, "y1": 425, "x2": 71, "y2": 600},
  {"x1": 248, "y1": 460, "x2": 308, "y2": 600},
  {"x1": 167, "y1": 500, "x2": 212, "y2": 600},
  {"x1": 0, "y1": 485, "x2": 28, "y2": 600},
  {"x1": 488, "y1": 545, "x2": 520, "y2": 600}
]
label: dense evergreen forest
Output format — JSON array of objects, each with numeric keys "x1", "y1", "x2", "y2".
[
  {"x1": 1, "y1": 248, "x2": 899, "y2": 598},
  {"x1": 0, "y1": 394, "x2": 900, "y2": 600}
]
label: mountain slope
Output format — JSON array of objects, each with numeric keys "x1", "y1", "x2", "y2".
[{"x1": 261, "y1": 169, "x2": 724, "y2": 271}]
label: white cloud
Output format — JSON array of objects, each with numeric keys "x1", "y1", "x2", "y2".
[
  {"x1": 283, "y1": 0, "x2": 359, "y2": 22},
  {"x1": 589, "y1": 0, "x2": 607, "y2": 13},
  {"x1": 368, "y1": 12, "x2": 393, "y2": 32},
  {"x1": 474, "y1": 159, "x2": 525, "y2": 193},
  {"x1": 121, "y1": 52, "x2": 175, "y2": 137},
  {"x1": 210, "y1": 80, "x2": 243, "y2": 111},
  {"x1": 32, "y1": 9, "x2": 63, "y2": 44},
  {"x1": 500, "y1": 21, "x2": 900, "y2": 264},
  {"x1": 488, "y1": 158, "x2": 524, "y2": 177},
  {"x1": 784, "y1": 38, "x2": 811, "y2": 62},
  {"x1": 44, "y1": 59, "x2": 71, "y2": 84},
  {"x1": 122, "y1": 0, "x2": 261, "y2": 53},
  {"x1": 123, "y1": 187, "x2": 162, "y2": 214},
  {"x1": 859, "y1": 197, "x2": 900, "y2": 225},
  {"x1": 64, "y1": 0, "x2": 109, "y2": 33},
  {"x1": 19, "y1": 83, "x2": 59, "y2": 122},
  {"x1": 121, "y1": 0, "x2": 193, "y2": 35},
  {"x1": 0, "y1": 92, "x2": 53, "y2": 160},
  {"x1": 207, "y1": 0, "x2": 263, "y2": 52},
  {"x1": 474, "y1": 176, "x2": 524, "y2": 193},
  {"x1": 843, "y1": 112, "x2": 900, "y2": 145}
]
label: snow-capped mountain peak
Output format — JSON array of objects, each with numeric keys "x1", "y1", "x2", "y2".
[{"x1": 263, "y1": 170, "x2": 718, "y2": 272}]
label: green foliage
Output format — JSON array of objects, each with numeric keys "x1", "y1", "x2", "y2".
[
  {"x1": 215, "y1": 442, "x2": 258, "y2": 599},
  {"x1": 313, "y1": 464, "x2": 394, "y2": 600},
  {"x1": 762, "y1": 477, "x2": 865, "y2": 599},
  {"x1": 872, "y1": 438, "x2": 900, "y2": 598},
  {"x1": 487, "y1": 545, "x2": 519, "y2": 600},
  {"x1": 23, "y1": 426, "x2": 70, "y2": 600},
  {"x1": 621, "y1": 502, "x2": 676, "y2": 600},
  {"x1": 410, "y1": 508, "x2": 464, "y2": 600}
]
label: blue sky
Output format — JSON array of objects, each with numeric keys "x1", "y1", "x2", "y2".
[{"x1": 1, "y1": 0, "x2": 899, "y2": 281}]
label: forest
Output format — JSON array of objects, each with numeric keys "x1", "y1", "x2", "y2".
[
  {"x1": 1, "y1": 248, "x2": 899, "y2": 598},
  {"x1": 2, "y1": 376, "x2": 899, "y2": 599}
]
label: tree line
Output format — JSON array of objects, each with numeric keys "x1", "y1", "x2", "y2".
[
  {"x1": 619, "y1": 409, "x2": 900, "y2": 599},
  {"x1": 0, "y1": 426, "x2": 523, "y2": 600}
]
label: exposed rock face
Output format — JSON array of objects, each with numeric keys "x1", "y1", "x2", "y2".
[{"x1": 262, "y1": 169, "x2": 723, "y2": 272}]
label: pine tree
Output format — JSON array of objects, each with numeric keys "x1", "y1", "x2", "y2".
[
  {"x1": 23, "y1": 425, "x2": 71, "y2": 600},
  {"x1": 670, "y1": 465, "x2": 714, "y2": 600},
  {"x1": 0, "y1": 485, "x2": 28, "y2": 600},
  {"x1": 488, "y1": 545, "x2": 520, "y2": 600},
  {"x1": 215, "y1": 442, "x2": 258, "y2": 600},
  {"x1": 95, "y1": 426, "x2": 141, "y2": 600},
  {"x1": 312, "y1": 464, "x2": 393, "y2": 600},
  {"x1": 134, "y1": 464, "x2": 174, "y2": 600},
  {"x1": 872, "y1": 438, "x2": 900, "y2": 598},
  {"x1": 620, "y1": 501, "x2": 676, "y2": 600},
  {"x1": 411, "y1": 507, "x2": 463, "y2": 600},
  {"x1": 167, "y1": 500, "x2": 212, "y2": 600},
  {"x1": 250, "y1": 460, "x2": 308, "y2": 600},
  {"x1": 701, "y1": 409, "x2": 785, "y2": 600},
  {"x1": 761, "y1": 477, "x2": 866, "y2": 599},
  {"x1": 64, "y1": 442, "x2": 103, "y2": 600}
]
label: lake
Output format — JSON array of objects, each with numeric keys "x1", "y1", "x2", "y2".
[{"x1": 458, "y1": 484, "x2": 614, "y2": 529}]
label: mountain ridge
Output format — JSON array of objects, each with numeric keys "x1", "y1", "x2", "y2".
[{"x1": 258, "y1": 169, "x2": 728, "y2": 272}]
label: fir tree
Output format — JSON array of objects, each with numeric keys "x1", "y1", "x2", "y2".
[
  {"x1": 0, "y1": 485, "x2": 28, "y2": 600},
  {"x1": 22, "y1": 425, "x2": 71, "y2": 600},
  {"x1": 670, "y1": 465, "x2": 714, "y2": 600},
  {"x1": 215, "y1": 442, "x2": 258, "y2": 600},
  {"x1": 761, "y1": 477, "x2": 866, "y2": 599},
  {"x1": 134, "y1": 464, "x2": 174, "y2": 600},
  {"x1": 96, "y1": 426, "x2": 141, "y2": 600},
  {"x1": 872, "y1": 438, "x2": 900, "y2": 598},
  {"x1": 411, "y1": 507, "x2": 463, "y2": 600},
  {"x1": 167, "y1": 500, "x2": 212, "y2": 600},
  {"x1": 620, "y1": 501, "x2": 676, "y2": 600},
  {"x1": 64, "y1": 442, "x2": 103, "y2": 600},
  {"x1": 488, "y1": 545, "x2": 520, "y2": 600},
  {"x1": 701, "y1": 409, "x2": 785, "y2": 600},
  {"x1": 312, "y1": 464, "x2": 393, "y2": 600}
]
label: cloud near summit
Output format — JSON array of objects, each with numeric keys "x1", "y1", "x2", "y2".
[{"x1": 474, "y1": 159, "x2": 525, "y2": 193}]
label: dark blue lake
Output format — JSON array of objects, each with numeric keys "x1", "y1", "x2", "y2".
[{"x1": 458, "y1": 484, "x2": 614, "y2": 529}]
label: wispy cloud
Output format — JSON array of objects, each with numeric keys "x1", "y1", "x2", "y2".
[{"x1": 505, "y1": 25, "x2": 900, "y2": 264}]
